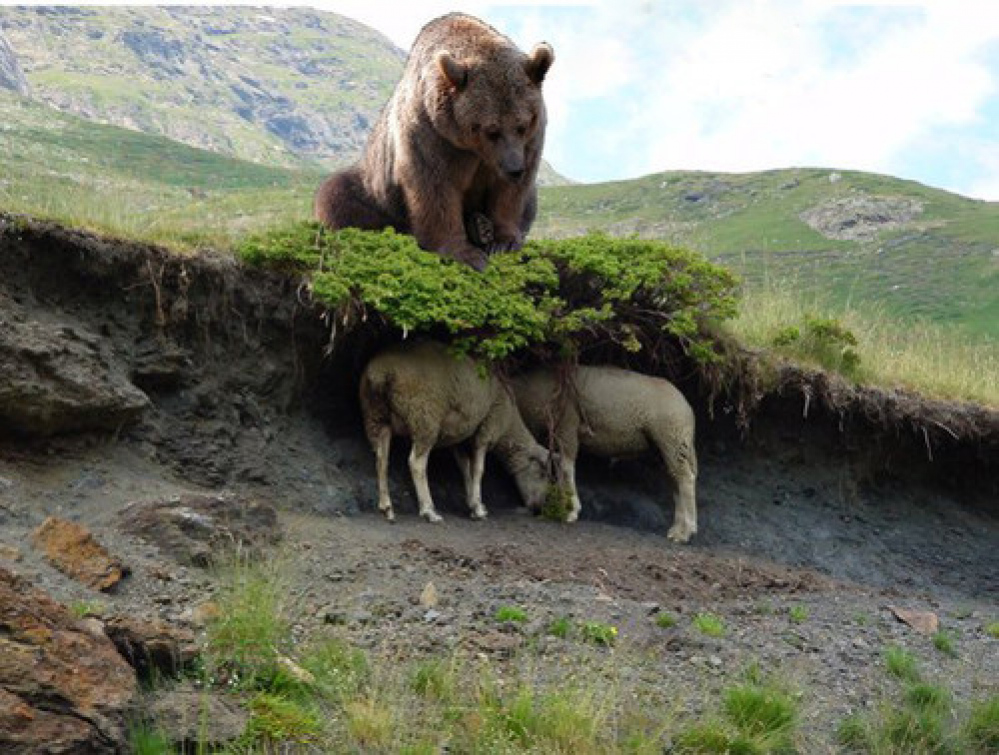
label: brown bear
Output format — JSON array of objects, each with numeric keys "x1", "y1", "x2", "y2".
[{"x1": 314, "y1": 13, "x2": 554, "y2": 272}]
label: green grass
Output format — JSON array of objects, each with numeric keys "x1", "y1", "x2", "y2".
[
  {"x1": 547, "y1": 616, "x2": 573, "y2": 639},
  {"x1": 655, "y1": 612, "x2": 678, "y2": 629},
  {"x1": 730, "y1": 280, "x2": 999, "y2": 406},
  {"x1": 788, "y1": 605, "x2": 809, "y2": 625},
  {"x1": 837, "y1": 647, "x2": 995, "y2": 753},
  {"x1": 495, "y1": 605, "x2": 529, "y2": 623},
  {"x1": 933, "y1": 630, "x2": 958, "y2": 658},
  {"x1": 986, "y1": 622, "x2": 999, "y2": 639},
  {"x1": 673, "y1": 668, "x2": 799, "y2": 753},
  {"x1": 693, "y1": 613, "x2": 727, "y2": 638},
  {"x1": 885, "y1": 646, "x2": 922, "y2": 684}
]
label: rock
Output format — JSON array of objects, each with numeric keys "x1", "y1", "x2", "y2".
[
  {"x1": 0, "y1": 544, "x2": 21, "y2": 561},
  {"x1": 0, "y1": 567, "x2": 138, "y2": 752},
  {"x1": 889, "y1": 606, "x2": 939, "y2": 635},
  {"x1": 800, "y1": 195, "x2": 923, "y2": 242},
  {"x1": 420, "y1": 581, "x2": 439, "y2": 608},
  {"x1": 0, "y1": 313, "x2": 149, "y2": 436},
  {"x1": 31, "y1": 516, "x2": 128, "y2": 591},
  {"x1": 117, "y1": 493, "x2": 281, "y2": 566},
  {"x1": 145, "y1": 685, "x2": 249, "y2": 751},
  {"x1": 0, "y1": 31, "x2": 29, "y2": 95},
  {"x1": 104, "y1": 615, "x2": 198, "y2": 680}
]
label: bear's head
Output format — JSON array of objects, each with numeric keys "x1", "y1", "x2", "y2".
[{"x1": 436, "y1": 42, "x2": 554, "y2": 183}]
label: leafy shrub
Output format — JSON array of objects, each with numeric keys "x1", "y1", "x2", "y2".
[
  {"x1": 580, "y1": 621, "x2": 618, "y2": 646},
  {"x1": 238, "y1": 225, "x2": 739, "y2": 364},
  {"x1": 770, "y1": 314, "x2": 861, "y2": 377}
]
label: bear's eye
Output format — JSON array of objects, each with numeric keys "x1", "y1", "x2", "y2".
[
  {"x1": 486, "y1": 129, "x2": 502, "y2": 142},
  {"x1": 516, "y1": 124, "x2": 527, "y2": 136}
]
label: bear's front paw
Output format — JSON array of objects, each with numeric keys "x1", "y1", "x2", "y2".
[{"x1": 448, "y1": 244, "x2": 489, "y2": 272}]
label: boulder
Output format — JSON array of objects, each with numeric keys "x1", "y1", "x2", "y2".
[
  {"x1": 0, "y1": 315, "x2": 149, "y2": 436},
  {"x1": 31, "y1": 516, "x2": 129, "y2": 591},
  {"x1": 104, "y1": 615, "x2": 198, "y2": 680},
  {"x1": 0, "y1": 567, "x2": 138, "y2": 752},
  {"x1": 118, "y1": 493, "x2": 281, "y2": 566}
]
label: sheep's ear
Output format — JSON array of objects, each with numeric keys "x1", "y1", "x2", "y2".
[
  {"x1": 525, "y1": 42, "x2": 554, "y2": 84},
  {"x1": 437, "y1": 50, "x2": 469, "y2": 90}
]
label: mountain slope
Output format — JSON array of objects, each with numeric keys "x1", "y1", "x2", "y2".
[
  {"x1": 0, "y1": 5, "x2": 404, "y2": 169},
  {"x1": 535, "y1": 169, "x2": 999, "y2": 338}
]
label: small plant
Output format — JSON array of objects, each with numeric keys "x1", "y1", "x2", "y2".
[
  {"x1": 885, "y1": 646, "x2": 922, "y2": 683},
  {"x1": 932, "y1": 630, "x2": 958, "y2": 657},
  {"x1": 985, "y1": 621, "x2": 999, "y2": 639},
  {"x1": 655, "y1": 612, "x2": 678, "y2": 629},
  {"x1": 580, "y1": 621, "x2": 618, "y2": 646},
  {"x1": 770, "y1": 314, "x2": 862, "y2": 378},
  {"x1": 675, "y1": 671, "x2": 799, "y2": 752},
  {"x1": 300, "y1": 637, "x2": 369, "y2": 701},
  {"x1": 244, "y1": 692, "x2": 322, "y2": 746},
  {"x1": 723, "y1": 682, "x2": 798, "y2": 740},
  {"x1": 905, "y1": 683, "x2": 952, "y2": 715},
  {"x1": 547, "y1": 616, "x2": 572, "y2": 639},
  {"x1": 693, "y1": 612, "x2": 726, "y2": 638},
  {"x1": 345, "y1": 697, "x2": 395, "y2": 749},
  {"x1": 961, "y1": 694, "x2": 999, "y2": 751},
  {"x1": 128, "y1": 722, "x2": 172, "y2": 755},
  {"x1": 69, "y1": 599, "x2": 106, "y2": 618},
  {"x1": 410, "y1": 657, "x2": 457, "y2": 703},
  {"x1": 854, "y1": 612, "x2": 871, "y2": 626},
  {"x1": 788, "y1": 605, "x2": 809, "y2": 624},
  {"x1": 494, "y1": 605, "x2": 528, "y2": 623}
]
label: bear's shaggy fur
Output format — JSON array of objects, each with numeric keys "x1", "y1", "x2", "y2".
[{"x1": 315, "y1": 13, "x2": 554, "y2": 271}]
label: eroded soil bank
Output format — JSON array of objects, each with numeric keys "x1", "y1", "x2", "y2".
[{"x1": 1, "y1": 214, "x2": 996, "y2": 749}]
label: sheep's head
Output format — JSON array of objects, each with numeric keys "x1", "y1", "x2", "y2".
[{"x1": 513, "y1": 443, "x2": 554, "y2": 511}]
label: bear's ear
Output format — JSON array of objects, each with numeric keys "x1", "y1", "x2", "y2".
[
  {"x1": 437, "y1": 50, "x2": 469, "y2": 90},
  {"x1": 525, "y1": 42, "x2": 554, "y2": 85}
]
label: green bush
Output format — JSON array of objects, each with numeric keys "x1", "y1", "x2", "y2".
[
  {"x1": 770, "y1": 314, "x2": 861, "y2": 377},
  {"x1": 238, "y1": 225, "x2": 739, "y2": 363}
]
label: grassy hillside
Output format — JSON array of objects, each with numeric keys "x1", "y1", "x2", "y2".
[
  {"x1": 0, "y1": 91, "x2": 320, "y2": 242},
  {"x1": 536, "y1": 169, "x2": 999, "y2": 339}
]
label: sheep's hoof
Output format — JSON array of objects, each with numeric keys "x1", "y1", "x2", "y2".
[
  {"x1": 565, "y1": 510, "x2": 579, "y2": 524},
  {"x1": 667, "y1": 524, "x2": 695, "y2": 543},
  {"x1": 470, "y1": 508, "x2": 488, "y2": 521},
  {"x1": 422, "y1": 511, "x2": 443, "y2": 524},
  {"x1": 383, "y1": 511, "x2": 396, "y2": 524}
]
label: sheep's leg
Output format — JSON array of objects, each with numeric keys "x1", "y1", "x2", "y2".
[
  {"x1": 467, "y1": 443, "x2": 489, "y2": 520},
  {"x1": 560, "y1": 456, "x2": 582, "y2": 523},
  {"x1": 409, "y1": 442, "x2": 442, "y2": 523},
  {"x1": 655, "y1": 431, "x2": 698, "y2": 543},
  {"x1": 372, "y1": 426, "x2": 395, "y2": 522}
]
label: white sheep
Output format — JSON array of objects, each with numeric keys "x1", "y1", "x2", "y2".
[
  {"x1": 513, "y1": 365, "x2": 698, "y2": 543},
  {"x1": 359, "y1": 341, "x2": 551, "y2": 523}
]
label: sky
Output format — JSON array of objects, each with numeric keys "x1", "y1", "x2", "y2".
[
  {"x1": 19, "y1": 1, "x2": 999, "y2": 200},
  {"x1": 323, "y1": 0, "x2": 999, "y2": 201}
]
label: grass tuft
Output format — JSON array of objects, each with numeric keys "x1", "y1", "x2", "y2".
[{"x1": 692, "y1": 612, "x2": 727, "y2": 638}]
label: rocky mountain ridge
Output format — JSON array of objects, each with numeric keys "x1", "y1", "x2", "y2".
[{"x1": 0, "y1": 5, "x2": 404, "y2": 169}]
